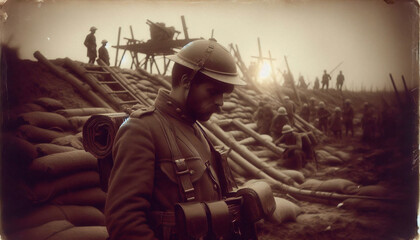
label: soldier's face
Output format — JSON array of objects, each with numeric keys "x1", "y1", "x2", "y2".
[{"x1": 187, "y1": 78, "x2": 234, "y2": 121}]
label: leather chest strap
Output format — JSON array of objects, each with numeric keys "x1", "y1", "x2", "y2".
[{"x1": 153, "y1": 110, "x2": 196, "y2": 202}]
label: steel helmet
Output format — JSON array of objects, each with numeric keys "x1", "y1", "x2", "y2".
[
  {"x1": 277, "y1": 107, "x2": 287, "y2": 116},
  {"x1": 334, "y1": 107, "x2": 341, "y2": 112},
  {"x1": 101, "y1": 39, "x2": 108, "y2": 44},
  {"x1": 90, "y1": 26, "x2": 97, "y2": 31},
  {"x1": 319, "y1": 101, "x2": 325, "y2": 108},
  {"x1": 283, "y1": 96, "x2": 290, "y2": 101},
  {"x1": 303, "y1": 103, "x2": 308, "y2": 107},
  {"x1": 167, "y1": 39, "x2": 246, "y2": 86},
  {"x1": 282, "y1": 125, "x2": 294, "y2": 134},
  {"x1": 344, "y1": 99, "x2": 351, "y2": 104}
]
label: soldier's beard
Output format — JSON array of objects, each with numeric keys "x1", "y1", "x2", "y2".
[{"x1": 185, "y1": 94, "x2": 220, "y2": 122}]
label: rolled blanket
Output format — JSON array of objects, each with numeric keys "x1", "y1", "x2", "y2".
[
  {"x1": 55, "y1": 108, "x2": 114, "y2": 117},
  {"x1": 82, "y1": 113, "x2": 128, "y2": 159}
]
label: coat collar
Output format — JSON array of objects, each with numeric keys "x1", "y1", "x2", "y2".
[{"x1": 154, "y1": 89, "x2": 196, "y2": 125}]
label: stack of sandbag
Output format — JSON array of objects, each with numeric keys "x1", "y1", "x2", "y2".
[
  {"x1": 267, "y1": 197, "x2": 302, "y2": 224},
  {"x1": 3, "y1": 97, "x2": 109, "y2": 240}
]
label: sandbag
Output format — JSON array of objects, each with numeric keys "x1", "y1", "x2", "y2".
[
  {"x1": 2, "y1": 133, "x2": 38, "y2": 165},
  {"x1": 228, "y1": 130, "x2": 246, "y2": 139},
  {"x1": 36, "y1": 143, "x2": 77, "y2": 156},
  {"x1": 267, "y1": 197, "x2": 302, "y2": 224},
  {"x1": 29, "y1": 150, "x2": 98, "y2": 177},
  {"x1": 222, "y1": 102, "x2": 237, "y2": 111},
  {"x1": 34, "y1": 97, "x2": 65, "y2": 111},
  {"x1": 280, "y1": 170, "x2": 305, "y2": 184},
  {"x1": 16, "y1": 125, "x2": 70, "y2": 143},
  {"x1": 299, "y1": 179, "x2": 323, "y2": 190},
  {"x1": 55, "y1": 108, "x2": 114, "y2": 117},
  {"x1": 17, "y1": 111, "x2": 71, "y2": 130},
  {"x1": 23, "y1": 171, "x2": 100, "y2": 203},
  {"x1": 51, "y1": 134, "x2": 84, "y2": 149},
  {"x1": 244, "y1": 123, "x2": 258, "y2": 131},
  {"x1": 3, "y1": 205, "x2": 105, "y2": 234},
  {"x1": 47, "y1": 226, "x2": 109, "y2": 240},
  {"x1": 67, "y1": 116, "x2": 91, "y2": 132},
  {"x1": 6, "y1": 220, "x2": 74, "y2": 240},
  {"x1": 316, "y1": 178, "x2": 359, "y2": 194},
  {"x1": 253, "y1": 150, "x2": 277, "y2": 158},
  {"x1": 12, "y1": 103, "x2": 47, "y2": 114},
  {"x1": 52, "y1": 187, "x2": 107, "y2": 208}
]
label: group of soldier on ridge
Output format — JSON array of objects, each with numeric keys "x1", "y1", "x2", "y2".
[
  {"x1": 84, "y1": 26, "x2": 111, "y2": 65},
  {"x1": 283, "y1": 70, "x2": 345, "y2": 91}
]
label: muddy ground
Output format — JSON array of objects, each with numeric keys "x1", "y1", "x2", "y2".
[{"x1": 1, "y1": 47, "x2": 418, "y2": 240}]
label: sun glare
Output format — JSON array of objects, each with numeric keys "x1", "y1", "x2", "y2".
[{"x1": 258, "y1": 62, "x2": 272, "y2": 80}]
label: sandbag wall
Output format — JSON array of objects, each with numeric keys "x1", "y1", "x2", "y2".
[{"x1": 2, "y1": 97, "x2": 110, "y2": 240}]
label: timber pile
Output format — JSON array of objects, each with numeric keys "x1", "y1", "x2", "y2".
[{"x1": 2, "y1": 53, "x2": 409, "y2": 240}]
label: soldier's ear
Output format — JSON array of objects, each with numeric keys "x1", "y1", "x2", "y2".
[{"x1": 181, "y1": 74, "x2": 191, "y2": 89}]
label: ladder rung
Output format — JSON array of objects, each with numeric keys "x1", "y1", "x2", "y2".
[
  {"x1": 110, "y1": 90, "x2": 129, "y2": 94},
  {"x1": 119, "y1": 100, "x2": 139, "y2": 104}
]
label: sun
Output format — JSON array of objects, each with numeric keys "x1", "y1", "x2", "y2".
[{"x1": 258, "y1": 62, "x2": 272, "y2": 80}]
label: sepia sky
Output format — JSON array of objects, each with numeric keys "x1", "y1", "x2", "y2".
[{"x1": 2, "y1": 0, "x2": 418, "y2": 90}]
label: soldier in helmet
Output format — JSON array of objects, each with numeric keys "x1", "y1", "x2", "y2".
[
  {"x1": 321, "y1": 70, "x2": 331, "y2": 90},
  {"x1": 329, "y1": 107, "x2": 343, "y2": 138},
  {"x1": 313, "y1": 77, "x2": 320, "y2": 90},
  {"x1": 270, "y1": 106, "x2": 289, "y2": 142},
  {"x1": 336, "y1": 71, "x2": 345, "y2": 91},
  {"x1": 317, "y1": 101, "x2": 331, "y2": 133},
  {"x1": 308, "y1": 97, "x2": 317, "y2": 122},
  {"x1": 98, "y1": 39, "x2": 110, "y2": 66},
  {"x1": 84, "y1": 26, "x2": 97, "y2": 64},
  {"x1": 275, "y1": 125, "x2": 306, "y2": 170},
  {"x1": 253, "y1": 97, "x2": 274, "y2": 135},
  {"x1": 282, "y1": 95, "x2": 296, "y2": 126},
  {"x1": 342, "y1": 99, "x2": 354, "y2": 137},
  {"x1": 105, "y1": 39, "x2": 247, "y2": 240},
  {"x1": 300, "y1": 103, "x2": 310, "y2": 122}
]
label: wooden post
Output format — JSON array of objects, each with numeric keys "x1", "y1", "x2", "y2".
[
  {"x1": 181, "y1": 15, "x2": 189, "y2": 39},
  {"x1": 389, "y1": 73, "x2": 402, "y2": 107},
  {"x1": 114, "y1": 27, "x2": 121, "y2": 67},
  {"x1": 34, "y1": 51, "x2": 113, "y2": 109},
  {"x1": 284, "y1": 56, "x2": 302, "y2": 106}
]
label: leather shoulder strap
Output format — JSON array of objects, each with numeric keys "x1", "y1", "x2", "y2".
[{"x1": 153, "y1": 110, "x2": 196, "y2": 202}]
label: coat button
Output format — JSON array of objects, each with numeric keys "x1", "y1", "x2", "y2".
[{"x1": 213, "y1": 184, "x2": 218, "y2": 190}]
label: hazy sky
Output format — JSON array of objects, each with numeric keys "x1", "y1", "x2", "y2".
[{"x1": 2, "y1": 0, "x2": 418, "y2": 90}]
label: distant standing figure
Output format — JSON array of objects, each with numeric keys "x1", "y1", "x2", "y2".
[
  {"x1": 342, "y1": 99, "x2": 354, "y2": 137},
  {"x1": 98, "y1": 39, "x2": 110, "y2": 66},
  {"x1": 253, "y1": 99, "x2": 274, "y2": 135},
  {"x1": 84, "y1": 26, "x2": 97, "y2": 64},
  {"x1": 321, "y1": 70, "x2": 331, "y2": 90},
  {"x1": 317, "y1": 101, "x2": 331, "y2": 133},
  {"x1": 336, "y1": 71, "x2": 345, "y2": 91},
  {"x1": 330, "y1": 107, "x2": 343, "y2": 138},
  {"x1": 313, "y1": 77, "x2": 320, "y2": 90}
]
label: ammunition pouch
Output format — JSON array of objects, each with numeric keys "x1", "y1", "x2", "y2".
[
  {"x1": 175, "y1": 202, "x2": 208, "y2": 239},
  {"x1": 235, "y1": 181, "x2": 276, "y2": 223}
]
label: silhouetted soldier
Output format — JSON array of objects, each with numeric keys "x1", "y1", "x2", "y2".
[
  {"x1": 270, "y1": 107, "x2": 289, "y2": 142},
  {"x1": 282, "y1": 96, "x2": 296, "y2": 126},
  {"x1": 330, "y1": 107, "x2": 343, "y2": 138},
  {"x1": 361, "y1": 102, "x2": 376, "y2": 142},
  {"x1": 321, "y1": 70, "x2": 331, "y2": 90},
  {"x1": 313, "y1": 77, "x2": 320, "y2": 90},
  {"x1": 342, "y1": 99, "x2": 354, "y2": 137},
  {"x1": 298, "y1": 75, "x2": 308, "y2": 89},
  {"x1": 309, "y1": 97, "x2": 317, "y2": 122},
  {"x1": 275, "y1": 125, "x2": 306, "y2": 170},
  {"x1": 336, "y1": 71, "x2": 345, "y2": 91},
  {"x1": 98, "y1": 39, "x2": 110, "y2": 66},
  {"x1": 282, "y1": 71, "x2": 293, "y2": 88},
  {"x1": 253, "y1": 99, "x2": 274, "y2": 135},
  {"x1": 300, "y1": 103, "x2": 310, "y2": 122},
  {"x1": 84, "y1": 26, "x2": 97, "y2": 64},
  {"x1": 317, "y1": 101, "x2": 331, "y2": 133}
]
